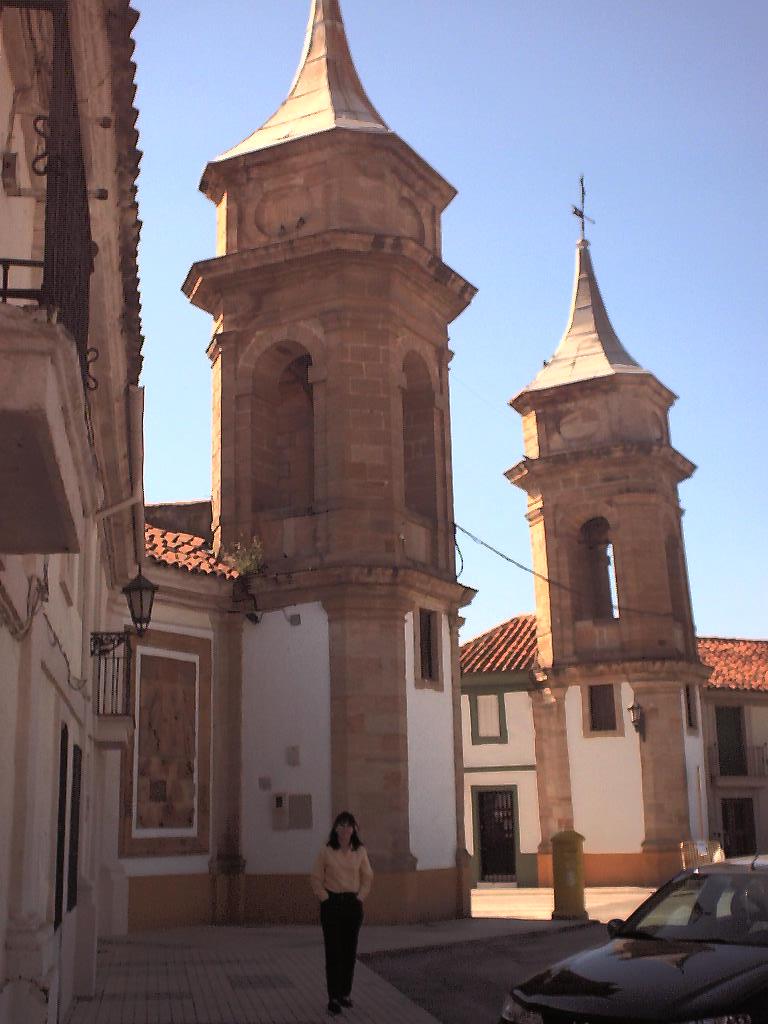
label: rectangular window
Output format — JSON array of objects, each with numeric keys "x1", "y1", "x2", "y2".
[
  {"x1": 67, "y1": 744, "x2": 82, "y2": 911},
  {"x1": 589, "y1": 684, "x2": 617, "y2": 732},
  {"x1": 419, "y1": 609, "x2": 437, "y2": 681},
  {"x1": 684, "y1": 685, "x2": 698, "y2": 731},
  {"x1": 469, "y1": 692, "x2": 508, "y2": 745},
  {"x1": 716, "y1": 706, "x2": 747, "y2": 776},
  {"x1": 421, "y1": 606, "x2": 438, "y2": 679}
]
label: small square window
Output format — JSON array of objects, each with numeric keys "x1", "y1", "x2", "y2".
[{"x1": 589, "y1": 684, "x2": 617, "y2": 732}]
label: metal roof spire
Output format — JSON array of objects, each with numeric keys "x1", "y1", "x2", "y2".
[
  {"x1": 214, "y1": 0, "x2": 389, "y2": 162},
  {"x1": 517, "y1": 218, "x2": 648, "y2": 396}
]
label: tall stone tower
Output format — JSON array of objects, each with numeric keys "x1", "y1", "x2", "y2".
[
  {"x1": 508, "y1": 236, "x2": 709, "y2": 885},
  {"x1": 183, "y1": 0, "x2": 476, "y2": 921}
]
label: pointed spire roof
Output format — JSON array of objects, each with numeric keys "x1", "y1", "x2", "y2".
[
  {"x1": 518, "y1": 239, "x2": 648, "y2": 397},
  {"x1": 214, "y1": 0, "x2": 390, "y2": 163}
]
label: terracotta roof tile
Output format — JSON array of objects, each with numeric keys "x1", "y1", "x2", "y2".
[
  {"x1": 145, "y1": 525, "x2": 238, "y2": 580},
  {"x1": 698, "y1": 637, "x2": 768, "y2": 692},
  {"x1": 461, "y1": 618, "x2": 768, "y2": 693},
  {"x1": 460, "y1": 614, "x2": 537, "y2": 675}
]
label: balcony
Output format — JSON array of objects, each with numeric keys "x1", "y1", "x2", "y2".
[
  {"x1": 708, "y1": 743, "x2": 768, "y2": 781},
  {"x1": 91, "y1": 633, "x2": 134, "y2": 749}
]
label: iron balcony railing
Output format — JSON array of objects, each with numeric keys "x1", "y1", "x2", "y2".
[
  {"x1": 0, "y1": 257, "x2": 44, "y2": 302},
  {"x1": 1, "y1": 1, "x2": 97, "y2": 391},
  {"x1": 708, "y1": 743, "x2": 768, "y2": 780},
  {"x1": 90, "y1": 632, "x2": 132, "y2": 717}
]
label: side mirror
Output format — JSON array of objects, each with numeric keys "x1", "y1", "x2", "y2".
[{"x1": 606, "y1": 919, "x2": 624, "y2": 939}]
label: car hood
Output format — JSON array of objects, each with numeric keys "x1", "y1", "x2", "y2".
[{"x1": 515, "y1": 938, "x2": 768, "y2": 1020}]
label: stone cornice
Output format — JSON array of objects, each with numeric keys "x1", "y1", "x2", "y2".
[
  {"x1": 538, "y1": 657, "x2": 712, "y2": 686},
  {"x1": 507, "y1": 440, "x2": 696, "y2": 492},
  {"x1": 512, "y1": 366, "x2": 676, "y2": 415},
  {"x1": 201, "y1": 129, "x2": 457, "y2": 212},
  {"x1": 183, "y1": 230, "x2": 477, "y2": 323},
  {"x1": 239, "y1": 563, "x2": 475, "y2": 614}
]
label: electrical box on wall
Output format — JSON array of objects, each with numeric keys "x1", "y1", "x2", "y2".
[{"x1": 272, "y1": 792, "x2": 289, "y2": 830}]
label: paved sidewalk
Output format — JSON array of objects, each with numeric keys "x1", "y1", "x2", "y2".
[
  {"x1": 471, "y1": 886, "x2": 654, "y2": 923},
  {"x1": 67, "y1": 916, "x2": 587, "y2": 1024}
]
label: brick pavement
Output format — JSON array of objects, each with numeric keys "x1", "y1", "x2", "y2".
[
  {"x1": 66, "y1": 888, "x2": 637, "y2": 1024},
  {"x1": 67, "y1": 926, "x2": 441, "y2": 1024}
]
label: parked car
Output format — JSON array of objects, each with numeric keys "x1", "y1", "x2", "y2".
[{"x1": 500, "y1": 856, "x2": 768, "y2": 1023}]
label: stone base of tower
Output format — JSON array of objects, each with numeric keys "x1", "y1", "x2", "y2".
[
  {"x1": 244, "y1": 868, "x2": 468, "y2": 925},
  {"x1": 537, "y1": 849, "x2": 682, "y2": 889}
]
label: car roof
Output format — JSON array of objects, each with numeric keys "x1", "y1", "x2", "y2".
[{"x1": 692, "y1": 854, "x2": 768, "y2": 875}]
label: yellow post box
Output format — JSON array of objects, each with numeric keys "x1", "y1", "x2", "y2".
[{"x1": 551, "y1": 829, "x2": 588, "y2": 920}]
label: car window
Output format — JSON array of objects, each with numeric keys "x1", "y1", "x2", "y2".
[{"x1": 624, "y1": 873, "x2": 768, "y2": 946}]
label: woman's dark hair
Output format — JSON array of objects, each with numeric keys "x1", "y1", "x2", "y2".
[{"x1": 327, "y1": 811, "x2": 363, "y2": 850}]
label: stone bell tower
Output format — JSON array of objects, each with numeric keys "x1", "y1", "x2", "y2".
[
  {"x1": 183, "y1": 0, "x2": 476, "y2": 921},
  {"x1": 508, "y1": 234, "x2": 709, "y2": 885}
]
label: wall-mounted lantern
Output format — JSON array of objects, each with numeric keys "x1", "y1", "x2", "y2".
[
  {"x1": 122, "y1": 571, "x2": 158, "y2": 637},
  {"x1": 627, "y1": 700, "x2": 645, "y2": 740}
]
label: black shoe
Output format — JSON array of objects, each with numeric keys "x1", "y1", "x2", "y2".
[
  {"x1": 339, "y1": 996, "x2": 353, "y2": 1008},
  {"x1": 327, "y1": 1000, "x2": 342, "y2": 1016}
]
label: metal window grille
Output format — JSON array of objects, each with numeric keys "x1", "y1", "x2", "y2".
[{"x1": 90, "y1": 632, "x2": 132, "y2": 717}]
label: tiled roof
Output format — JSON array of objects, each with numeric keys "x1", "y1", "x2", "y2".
[
  {"x1": 460, "y1": 614, "x2": 537, "y2": 675},
  {"x1": 698, "y1": 637, "x2": 768, "y2": 692},
  {"x1": 460, "y1": 617, "x2": 768, "y2": 693},
  {"x1": 145, "y1": 526, "x2": 238, "y2": 580}
]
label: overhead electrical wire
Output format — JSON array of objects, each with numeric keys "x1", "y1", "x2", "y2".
[{"x1": 453, "y1": 522, "x2": 683, "y2": 623}]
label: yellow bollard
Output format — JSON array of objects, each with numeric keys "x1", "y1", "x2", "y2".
[{"x1": 551, "y1": 830, "x2": 588, "y2": 920}]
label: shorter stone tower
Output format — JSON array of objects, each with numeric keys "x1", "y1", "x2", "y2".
[{"x1": 508, "y1": 237, "x2": 709, "y2": 885}]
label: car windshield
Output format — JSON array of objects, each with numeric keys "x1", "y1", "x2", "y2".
[{"x1": 621, "y1": 872, "x2": 768, "y2": 946}]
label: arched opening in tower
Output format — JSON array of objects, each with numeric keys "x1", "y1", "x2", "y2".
[
  {"x1": 277, "y1": 353, "x2": 314, "y2": 512},
  {"x1": 250, "y1": 345, "x2": 314, "y2": 516},
  {"x1": 575, "y1": 516, "x2": 620, "y2": 621},
  {"x1": 402, "y1": 351, "x2": 437, "y2": 521}
]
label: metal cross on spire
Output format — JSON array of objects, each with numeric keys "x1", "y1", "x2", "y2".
[{"x1": 571, "y1": 175, "x2": 595, "y2": 239}]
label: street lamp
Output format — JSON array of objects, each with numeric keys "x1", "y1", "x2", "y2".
[
  {"x1": 122, "y1": 571, "x2": 158, "y2": 636},
  {"x1": 627, "y1": 700, "x2": 645, "y2": 740}
]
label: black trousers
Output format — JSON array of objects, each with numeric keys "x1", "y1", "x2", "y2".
[{"x1": 320, "y1": 892, "x2": 364, "y2": 1000}]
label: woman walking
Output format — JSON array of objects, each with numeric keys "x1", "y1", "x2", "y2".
[{"x1": 311, "y1": 811, "x2": 373, "y2": 1016}]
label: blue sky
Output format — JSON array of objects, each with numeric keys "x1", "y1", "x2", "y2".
[{"x1": 134, "y1": 1, "x2": 767, "y2": 643}]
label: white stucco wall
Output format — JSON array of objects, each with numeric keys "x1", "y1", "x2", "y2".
[
  {"x1": 566, "y1": 683, "x2": 645, "y2": 853},
  {"x1": 682, "y1": 687, "x2": 708, "y2": 840},
  {"x1": 241, "y1": 601, "x2": 332, "y2": 873},
  {"x1": 404, "y1": 612, "x2": 458, "y2": 870}
]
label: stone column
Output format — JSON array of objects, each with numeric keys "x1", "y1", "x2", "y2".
[
  {"x1": 531, "y1": 685, "x2": 574, "y2": 885},
  {"x1": 635, "y1": 680, "x2": 691, "y2": 883},
  {"x1": 323, "y1": 587, "x2": 415, "y2": 874},
  {"x1": 448, "y1": 612, "x2": 471, "y2": 917}
]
